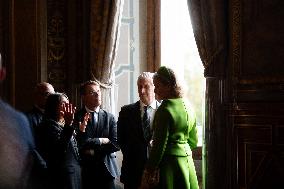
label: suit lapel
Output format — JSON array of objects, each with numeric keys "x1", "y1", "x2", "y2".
[
  {"x1": 96, "y1": 109, "x2": 105, "y2": 136},
  {"x1": 133, "y1": 101, "x2": 144, "y2": 139}
]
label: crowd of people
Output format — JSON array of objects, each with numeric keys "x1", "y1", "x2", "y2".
[{"x1": 0, "y1": 51, "x2": 199, "y2": 189}]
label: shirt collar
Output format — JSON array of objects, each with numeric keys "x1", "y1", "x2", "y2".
[
  {"x1": 140, "y1": 100, "x2": 159, "y2": 110},
  {"x1": 85, "y1": 106, "x2": 100, "y2": 113}
]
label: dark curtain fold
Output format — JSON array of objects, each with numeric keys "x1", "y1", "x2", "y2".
[
  {"x1": 89, "y1": 0, "x2": 123, "y2": 112},
  {"x1": 187, "y1": 0, "x2": 228, "y2": 77},
  {"x1": 187, "y1": 1, "x2": 229, "y2": 188}
]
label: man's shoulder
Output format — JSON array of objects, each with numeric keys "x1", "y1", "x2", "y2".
[
  {"x1": 0, "y1": 100, "x2": 26, "y2": 121},
  {"x1": 121, "y1": 101, "x2": 139, "y2": 111},
  {"x1": 0, "y1": 99, "x2": 34, "y2": 146},
  {"x1": 25, "y1": 106, "x2": 42, "y2": 117},
  {"x1": 99, "y1": 108, "x2": 115, "y2": 117}
]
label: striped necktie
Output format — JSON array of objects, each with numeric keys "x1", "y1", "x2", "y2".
[{"x1": 143, "y1": 106, "x2": 151, "y2": 143}]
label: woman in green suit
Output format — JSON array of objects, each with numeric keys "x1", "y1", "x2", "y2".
[{"x1": 141, "y1": 66, "x2": 199, "y2": 189}]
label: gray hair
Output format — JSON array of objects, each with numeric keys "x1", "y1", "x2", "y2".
[{"x1": 137, "y1": 72, "x2": 154, "y2": 83}]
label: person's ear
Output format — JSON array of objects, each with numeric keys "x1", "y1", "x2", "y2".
[{"x1": 0, "y1": 67, "x2": 6, "y2": 82}]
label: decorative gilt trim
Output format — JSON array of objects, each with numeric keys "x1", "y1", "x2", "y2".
[
  {"x1": 232, "y1": 0, "x2": 241, "y2": 84},
  {"x1": 232, "y1": 0, "x2": 284, "y2": 85},
  {"x1": 231, "y1": 0, "x2": 241, "y2": 110},
  {"x1": 238, "y1": 76, "x2": 284, "y2": 84}
]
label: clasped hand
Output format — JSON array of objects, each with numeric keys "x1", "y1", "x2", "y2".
[{"x1": 78, "y1": 112, "x2": 110, "y2": 145}]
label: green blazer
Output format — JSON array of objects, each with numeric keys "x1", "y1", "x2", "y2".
[{"x1": 146, "y1": 98, "x2": 199, "y2": 189}]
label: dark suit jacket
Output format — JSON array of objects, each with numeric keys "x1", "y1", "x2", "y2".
[
  {"x1": 37, "y1": 118, "x2": 81, "y2": 189},
  {"x1": 26, "y1": 106, "x2": 51, "y2": 189},
  {"x1": 117, "y1": 101, "x2": 148, "y2": 188},
  {"x1": 74, "y1": 108, "x2": 120, "y2": 179},
  {"x1": 26, "y1": 106, "x2": 44, "y2": 132}
]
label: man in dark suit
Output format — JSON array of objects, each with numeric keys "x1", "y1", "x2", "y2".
[
  {"x1": 0, "y1": 52, "x2": 35, "y2": 189},
  {"x1": 25, "y1": 82, "x2": 54, "y2": 189},
  {"x1": 26, "y1": 82, "x2": 55, "y2": 132},
  {"x1": 117, "y1": 72, "x2": 160, "y2": 189},
  {"x1": 75, "y1": 80, "x2": 120, "y2": 189}
]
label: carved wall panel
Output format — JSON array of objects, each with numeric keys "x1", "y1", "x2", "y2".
[
  {"x1": 47, "y1": 0, "x2": 67, "y2": 92},
  {"x1": 230, "y1": 0, "x2": 284, "y2": 188},
  {"x1": 232, "y1": 0, "x2": 284, "y2": 85},
  {"x1": 232, "y1": 103, "x2": 284, "y2": 189}
]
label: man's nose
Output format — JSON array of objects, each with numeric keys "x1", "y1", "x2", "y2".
[{"x1": 141, "y1": 88, "x2": 146, "y2": 93}]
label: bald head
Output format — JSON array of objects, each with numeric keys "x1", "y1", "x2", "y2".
[
  {"x1": 35, "y1": 82, "x2": 54, "y2": 92},
  {"x1": 34, "y1": 82, "x2": 55, "y2": 109}
]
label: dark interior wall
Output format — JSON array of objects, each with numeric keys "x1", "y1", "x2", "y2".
[
  {"x1": 0, "y1": 0, "x2": 4, "y2": 97},
  {"x1": 12, "y1": 0, "x2": 44, "y2": 111},
  {"x1": 0, "y1": 0, "x2": 43, "y2": 110},
  {"x1": 0, "y1": 0, "x2": 12, "y2": 100},
  {"x1": 1, "y1": 0, "x2": 86, "y2": 111}
]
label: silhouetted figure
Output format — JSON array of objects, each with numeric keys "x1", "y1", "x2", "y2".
[
  {"x1": 26, "y1": 82, "x2": 55, "y2": 132},
  {"x1": 37, "y1": 93, "x2": 81, "y2": 189},
  {"x1": 0, "y1": 52, "x2": 35, "y2": 189}
]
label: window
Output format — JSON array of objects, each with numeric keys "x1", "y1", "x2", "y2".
[
  {"x1": 114, "y1": 1, "x2": 204, "y2": 187},
  {"x1": 114, "y1": 0, "x2": 143, "y2": 116},
  {"x1": 114, "y1": 0, "x2": 204, "y2": 146}
]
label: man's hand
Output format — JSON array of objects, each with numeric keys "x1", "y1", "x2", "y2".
[
  {"x1": 99, "y1": 138, "x2": 110, "y2": 144},
  {"x1": 62, "y1": 103, "x2": 76, "y2": 126},
  {"x1": 79, "y1": 113, "x2": 90, "y2": 132}
]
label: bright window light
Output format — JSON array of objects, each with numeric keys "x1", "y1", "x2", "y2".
[{"x1": 161, "y1": 0, "x2": 205, "y2": 146}]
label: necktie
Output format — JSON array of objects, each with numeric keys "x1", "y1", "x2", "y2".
[
  {"x1": 90, "y1": 111, "x2": 97, "y2": 136},
  {"x1": 143, "y1": 106, "x2": 151, "y2": 143}
]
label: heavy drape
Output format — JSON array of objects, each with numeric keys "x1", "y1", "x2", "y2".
[
  {"x1": 187, "y1": 1, "x2": 229, "y2": 188},
  {"x1": 187, "y1": 0, "x2": 228, "y2": 77},
  {"x1": 89, "y1": 0, "x2": 123, "y2": 113}
]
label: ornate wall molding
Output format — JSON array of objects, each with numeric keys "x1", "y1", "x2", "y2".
[
  {"x1": 232, "y1": 0, "x2": 284, "y2": 85},
  {"x1": 47, "y1": 0, "x2": 67, "y2": 91}
]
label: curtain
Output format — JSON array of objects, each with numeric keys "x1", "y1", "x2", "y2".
[
  {"x1": 187, "y1": 0, "x2": 228, "y2": 77},
  {"x1": 146, "y1": 0, "x2": 161, "y2": 72},
  {"x1": 89, "y1": 0, "x2": 123, "y2": 113},
  {"x1": 187, "y1": 1, "x2": 229, "y2": 188}
]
